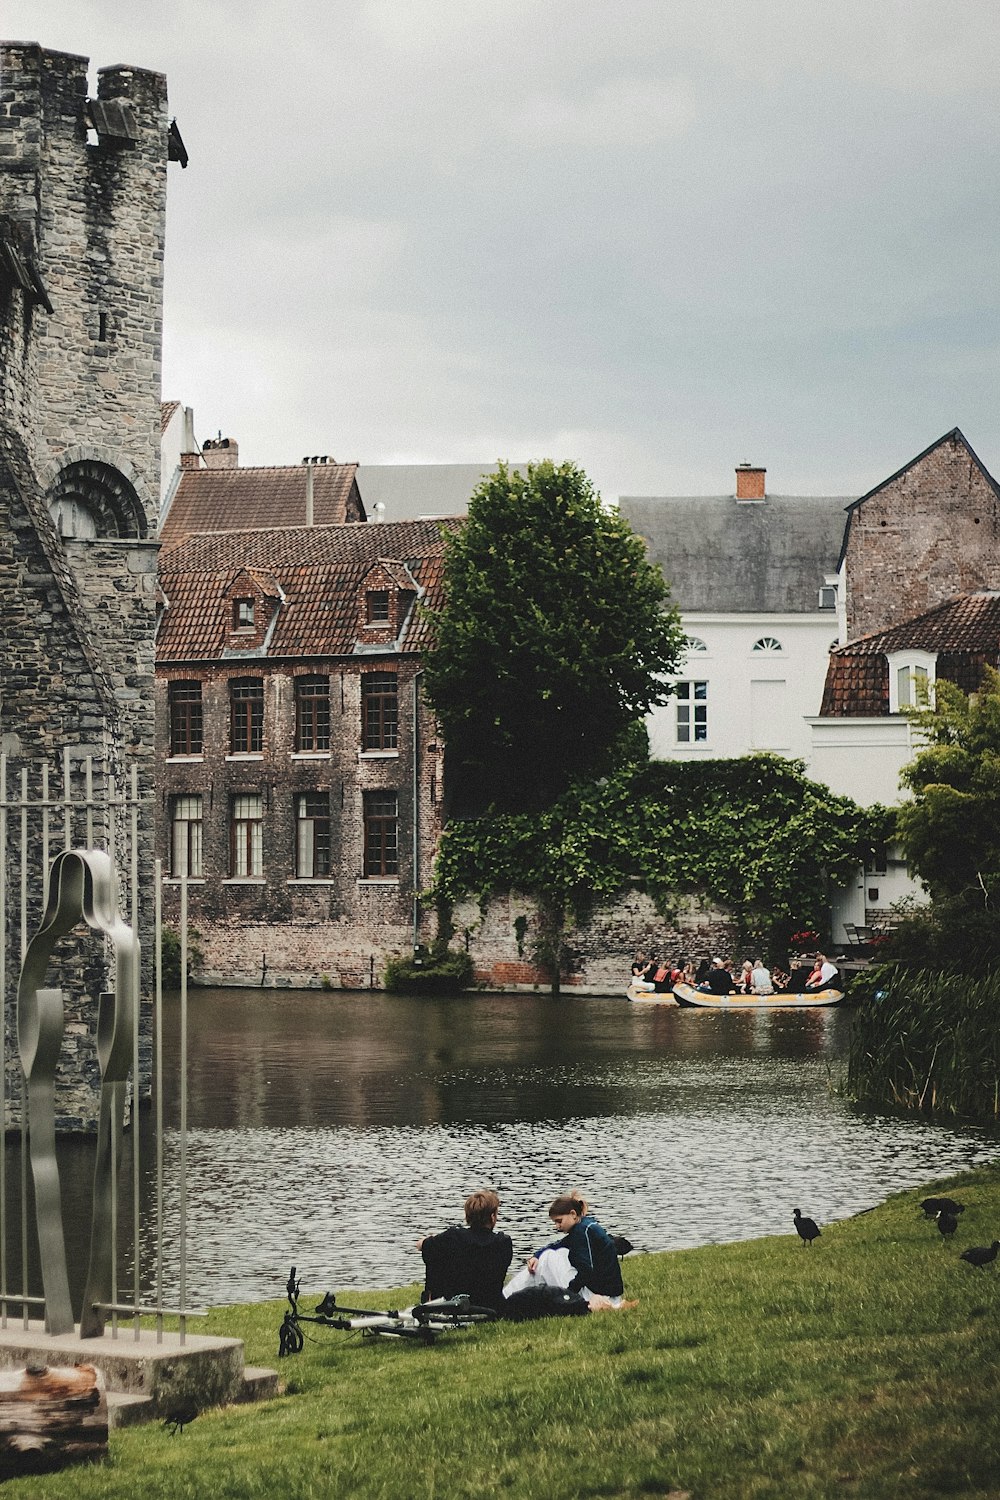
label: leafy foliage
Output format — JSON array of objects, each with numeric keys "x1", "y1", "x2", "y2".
[
  {"x1": 898, "y1": 666, "x2": 1000, "y2": 908},
  {"x1": 384, "y1": 943, "x2": 474, "y2": 995},
  {"x1": 423, "y1": 460, "x2": 685, "y2": 811},
  {"x1": 433, "y1": 754, "x2": 888, "y2": 965},
  {"x1": 160, "y1": 926, "x2": 203, "y2": 988}
]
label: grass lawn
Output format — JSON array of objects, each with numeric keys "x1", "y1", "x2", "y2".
[{"x1": 10, "y1": 1163, "x2": 1000, "y2": 1500}]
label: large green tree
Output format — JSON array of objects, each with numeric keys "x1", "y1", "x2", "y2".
[
  {"x1": 898, "y1": 666, "x2": 1000, "y2": 908},
  {"x1": 424, "y1": 460, "x2": 684, "y2": 811}
]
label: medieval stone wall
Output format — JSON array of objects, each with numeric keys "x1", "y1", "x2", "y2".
[
  {"x1": 0, "y1": 42, "x2": 174, "y2": 1127},
  {"x1": 844, "y1": 433, "x2": 1000, "y2": 641}
]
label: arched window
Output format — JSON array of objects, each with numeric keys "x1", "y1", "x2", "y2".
[
  {"x1": 752, "y1": 636, "x2": 782, "y2": 653},
  {"x1": 684, "y1": 636, "x2": 707, "y2": 653},
  {"x1": 46, "y1": 460, "x2": 147, "y2": 540}
]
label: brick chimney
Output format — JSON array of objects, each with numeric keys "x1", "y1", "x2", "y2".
[
  {"x1": 735, "y1": 463, "x2": 765, "y2": 500},
  {"x1": 202, "y1": 436, "x2": 239, "y2": 469}
]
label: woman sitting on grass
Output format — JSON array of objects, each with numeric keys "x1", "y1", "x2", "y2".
[{"x1": 503, "y1": 1194, "x2": 631, "y2": 1310}]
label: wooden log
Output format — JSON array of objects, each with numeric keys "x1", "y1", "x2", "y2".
[{"x1": 0, "y1": 1363, "x2": 108, "y2": 1477}]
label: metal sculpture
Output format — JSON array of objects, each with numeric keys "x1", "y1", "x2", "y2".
[{"x1": 16, "y1": 849, "x2": 138, "y2": 1336}]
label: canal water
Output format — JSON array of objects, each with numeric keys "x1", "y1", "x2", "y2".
[{"x1": 6, "y1": 988, "x2": 1000, "y2": 1309}]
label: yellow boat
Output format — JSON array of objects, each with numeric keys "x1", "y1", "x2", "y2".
[
  {"x1": 625, "y1": 981, "x2": 679, "y2": 1005},
  {"x1": 671, "y1": 981, "x2": 843, "y2": 1010}
]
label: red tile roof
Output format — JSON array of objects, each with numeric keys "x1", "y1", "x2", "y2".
[
  {"x1": 159, "y1": 463, "x2": 363, "y2": 547},
  {"x1": 820, "y1": 591, "x2": 1000, "y2": 715},
  {"x1": 157, "y1": 519, "x2": 458, "y2": 663},
  {"x1": 160, "y1": 399, "x2": 180, "y2": 435}
]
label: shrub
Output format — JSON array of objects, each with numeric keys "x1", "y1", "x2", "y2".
[
  {"x1": 160, "y1": 926, "x2": 203, "y2": 988},
  {"x1": 383, "y1": 944, "x2": 474, "y2": 996}
]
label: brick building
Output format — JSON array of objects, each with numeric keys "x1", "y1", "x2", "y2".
[
  {"x1": 0, "y1": 42, "x2": 184, "y2": 1124},
  {"x1": 156, "y1": 519, "x2": 456, "y2": 986}
]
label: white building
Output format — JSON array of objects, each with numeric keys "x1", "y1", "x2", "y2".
[{"x1": 618, "y1": 465, "x2": 847, "y2": 769}]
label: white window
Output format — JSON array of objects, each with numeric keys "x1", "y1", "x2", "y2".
[
  {"x1": 886, "y1": 650, "x2": 936, "y2": 713},
  {"x1": 296, "y1": 793, "x2": 331, "y2": 878},
  {"x1": 684, "y1": 636, "x2": 708, "y2": 653},
  {"x1": 675, "y1": 681, "x2": 707, "y2": 743},
  {"x1": 752, "y1": 636, "x2": 782, "y2": 653},
  {"x1": 170, "y1": 795, "x2": 203, "y2": 878},
  {"x1": 818, "y1": 585, "x2": 837, "y2": 610},
  {"x1": 230, "y1": 793, "x2": 263, "y2": 878}
]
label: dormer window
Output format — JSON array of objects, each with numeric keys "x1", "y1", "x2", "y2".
[
  {"x1": 234, "y1": 598, "x2": 255, "y2": 631},
  {"x1": 818, "y1": 585, "x2": 837, "y2": 610},
  {"x1": 366, "y1": 590, "x2": 391, "y2": 625},
  {"x1": 886, "y1": 649, "x2": 936, "y2": 713}
]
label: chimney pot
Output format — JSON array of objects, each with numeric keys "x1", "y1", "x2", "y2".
[{"x1": 735, "y1": 463, "x2": 766, "y2": 500}]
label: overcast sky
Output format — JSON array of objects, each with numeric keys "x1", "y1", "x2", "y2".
[{"x1": 6, "y1": 1, "x2": 1000, "y2": 500}]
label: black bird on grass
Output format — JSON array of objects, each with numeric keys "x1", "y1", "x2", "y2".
[
  {"x1": 960, "y1": 1241, "x2": 1000, "y2": 1269},
  {"x1": 937, "y1": 1211, "x2": 959, "y2": 1238},
  {"x1": 163, "y1": 1401, "x2": 200, "y2": 1435},
  {"x1": 793, "y1": 1209, "x2": 821, "y2": 1247},
  {"x1": 921, "y1": 1197, "x2": 965, "y2": 1218}
]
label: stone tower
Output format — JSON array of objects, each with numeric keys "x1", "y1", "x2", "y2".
[{"x1": 0, "y1": 42, "x2": 184, "y2": 1126}]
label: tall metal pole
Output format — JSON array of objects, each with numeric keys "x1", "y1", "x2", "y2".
[{"x1": 411, "y1": 669, "x2": 423, "y2": 957}]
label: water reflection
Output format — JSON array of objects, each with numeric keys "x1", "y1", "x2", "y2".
[{"x1": 5, "y1": 990, "x2": 999, "y2": 1309}]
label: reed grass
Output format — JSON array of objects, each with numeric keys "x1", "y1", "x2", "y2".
[
  {"x1": 10, "y1": 1164, "x2": 1000, "y2": 1500},
  {"x1": 848, "y1": 966, "x2": 1000, "y2": 1121}
]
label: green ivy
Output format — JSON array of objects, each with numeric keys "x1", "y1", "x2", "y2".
[{"x1": 433, "y1": 753, "x2": 891, "y2": 962}]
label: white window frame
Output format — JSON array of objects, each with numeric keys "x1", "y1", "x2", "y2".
[
  {"x1": 886, "y1": 650, "x2": 936, "y2": 713},
  {"x1": 675, "y1": 680, "x2": 708, "y2": 744},
  {"x1": 170, "y1": 794, "x2": 203, "y2": 878},
  {"x1": 231, "y1": 792, "x2": 263, "y2": 878}
]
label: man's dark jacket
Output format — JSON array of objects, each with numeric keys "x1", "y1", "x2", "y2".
[{"x1": 420, "y1": 1226, "x2": 513, "y2": 1312}]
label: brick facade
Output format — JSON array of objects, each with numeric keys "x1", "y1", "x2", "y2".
[
  {"x1": 842, "y1": 429, "x2": 1000, "y2": 642},
  {"x1": 156, "y1": 522, "x2": 453, "y2": 985}
]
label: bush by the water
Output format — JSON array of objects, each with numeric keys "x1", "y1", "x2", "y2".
[
  {"x1": 160, "y1": 926, "x2": 203, "y2": 988},
  {"x1": 383, "y1": 945, "x2": 474, "y2": 995},
  {"x1": 848, "y1": 963, "x2": 1000, "y2": 1121}
]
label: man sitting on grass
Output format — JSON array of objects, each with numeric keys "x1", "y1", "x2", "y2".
[{"x1": 417, "y1": 1189, "x2": 513, "y2": 1313}]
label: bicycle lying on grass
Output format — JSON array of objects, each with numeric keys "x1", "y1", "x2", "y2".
[{"x1": 278, "y1": 1266, "x2": 497, "y2": 1354}]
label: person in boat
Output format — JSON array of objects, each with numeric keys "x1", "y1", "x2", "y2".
[
  {"x1": 693, "y1": 956, "x2": 712, "y2": 986},
  {"x1": 630, "y1": 954, "x2": 656, "y2": 991},
  {"x1": 503, "y1": 1193, "x2": 628, "y2": 1310},
  {"x1": 803, "y1": 953, "x2": 840, "y2": 994},
  {"x1": 697, "y1": 957, "x2": 736, "y2": 994},
  {"x1": 417, "y1": 1189, "x2": 513, "y2": 1313},
  {"x1": 738, "y1": 960, "x2": 754, "y2": 993},
  {"x1": 784, "y1": 958, "x2": 816, "y2": 993},
  {"x1": 750, "y1": 958, "x2": 774, "y2": 995},
  {"x1": 682, "y1": 956, "x2": 698, "y2": 984}
]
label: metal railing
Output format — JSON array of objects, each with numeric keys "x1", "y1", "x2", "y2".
[{"x1": 1, "y1": 752, "x2": 192, "y2": 1343}]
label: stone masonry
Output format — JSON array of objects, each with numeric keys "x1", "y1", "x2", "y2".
[{"x1": 1, "y1": 42, "x2": 180, "y2": 1127}]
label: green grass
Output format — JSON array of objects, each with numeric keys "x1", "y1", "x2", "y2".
[{"x1": 14, "y1": 1164, "x2": 1000, "y2": 1499}]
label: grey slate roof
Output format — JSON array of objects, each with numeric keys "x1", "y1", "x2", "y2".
[
  {"x1": 617, "y1": 493, "x2": 851, "y2": 613},
  {"x1": 355, "y1": 462, "x2": 530, "y2": 522}
]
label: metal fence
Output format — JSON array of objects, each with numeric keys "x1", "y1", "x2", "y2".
[{"x1": 0, "y1": 751, "x2": 192, "y2": 1342}]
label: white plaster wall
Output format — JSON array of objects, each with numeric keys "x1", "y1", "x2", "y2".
[
  {"x1": 806, "y1": 716, "x2": 915, "y2": 807},
  {"x1": 647, "y1": 612, "x2": 839, "y2": 767}
]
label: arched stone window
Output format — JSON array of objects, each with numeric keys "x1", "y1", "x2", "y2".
[{"x1": 47, "y1": 460, "x2": 147, "y2": 540}]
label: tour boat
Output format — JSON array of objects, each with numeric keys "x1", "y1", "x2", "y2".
[
  {"x1": 625, "y1": 981, "x2": 679, "y2": 1005},
  {"x1": 671, "y1": 981, "x2": 843, "y2": 1010}
]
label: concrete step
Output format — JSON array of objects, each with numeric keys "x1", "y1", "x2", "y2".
[
  {"x1": 107, "y1": 1390, "x2": 154, "y2": 1429},
  {"x1": 240, "y1": 1366, "x2": 282, "y2": 1403}
]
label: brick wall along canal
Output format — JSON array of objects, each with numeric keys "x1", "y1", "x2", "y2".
[{"x1": 7, "y1": 989, "x2": 1000, "y2": 1309}]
